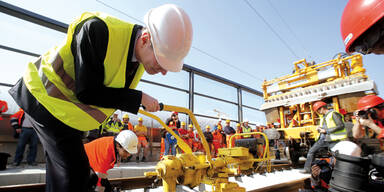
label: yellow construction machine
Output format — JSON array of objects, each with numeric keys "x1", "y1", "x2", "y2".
[
  {"x1": 261, "y1": 54, "x2": 377, "y2": 164},
  {"x1": 140, "y1": 104, "x2": 271, "y2": 192}
]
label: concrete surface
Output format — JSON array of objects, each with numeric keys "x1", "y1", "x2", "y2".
[{"x1": 0, "y1": 162, "x2": 156, "y2": 186}]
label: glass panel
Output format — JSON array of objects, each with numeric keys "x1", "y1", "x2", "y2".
[
  {"x1": 194, "y1": 75, "x2": 237, "y2": 103},
  {"x1": 242, "y1": 90, "x2": 263, "y2": 109},
  {"x1": 136, "y1": 82, "x2": 189, "y2": 108},
  {"x1": 141, "y1": 70, "x2": 189, "y2": 90},
  {"x1": 194, "y1": 95, "x2": 237, "y2": 121},
  {"x1": 0, "y1": 50, "x2": 36, "y2": 85},
  {"x1": 0, "y1": 13, "x2": 66, "y2": 54},
  {"x1": 243, "y1": 107, "x2": 266, "y2": 125}
]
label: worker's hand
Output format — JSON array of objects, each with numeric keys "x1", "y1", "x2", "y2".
[
  {"x1": 311, "y1": 165, "x2": 321, "y2": 178},
  {"x1": 319, "y1": 128, "x2": 326, "y2": 134},
  {"x1": 16, "y1": 128, "x2": 21, "y2": 134},
  {"x1": 141, "y1": 93, "x2": 160, "y2": 112},
  {"x1": 359, "y1": 114, "x2": 376, "y2": 128}
]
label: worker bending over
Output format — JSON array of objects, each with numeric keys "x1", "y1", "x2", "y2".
[
  {"x1": 85, "y1": 130, "x2": 138, "y2": 192},
  {"x1": 8, "y1": 4, "x2": 192, "y2": 191}
]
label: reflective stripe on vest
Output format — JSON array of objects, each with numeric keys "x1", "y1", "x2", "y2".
[
  {"x1": 23, "y1": 12, "x2": 144, "y2": 131},
  {"x1": 319, "y1": 111, "x2": 347, "y2": 141}
]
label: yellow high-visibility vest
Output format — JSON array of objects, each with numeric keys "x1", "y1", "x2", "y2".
[
  {"x1": 319, "y1": 111, "x2": 347, "y2": 141},
  {"x1": 23, "y1": 12, "x2": 144, "y2": 131}
]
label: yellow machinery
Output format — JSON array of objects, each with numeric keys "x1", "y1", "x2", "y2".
[
  {"x1": 260, "y1": 54, "x2": 377, "y2": 163},
  {"x1": 140, "y1": 104, "x2": 271, "y2": 192}
]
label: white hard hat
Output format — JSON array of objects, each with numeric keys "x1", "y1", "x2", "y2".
[
  {"x1": 144, "y1": 4, "x2": 193, "y2": 72},
  {"x1": 115, "y1": 130, "x2": 138, "y2": 154},
  {"x1": 331, "y1": 141, "x2": 361, "y2": 157}
]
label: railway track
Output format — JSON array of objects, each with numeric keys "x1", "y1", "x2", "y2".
[{"x1": 0, "y1": 162, "x2": 304, "y2": 192}]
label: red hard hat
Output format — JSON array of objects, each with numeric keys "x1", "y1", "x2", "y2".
[
  {"x1": 172, "y1": 111, "x2": 178, "y2": 115},
  {"x1": 313, "y1": 101, "x2": 327, "y2": 112},
  {"x1": 341, "y1": 0, "x2": 384, "y2": 53},
  {"x1": 357, "y1": 95, "x2": 384, "y2": 110},
  {"x1": 339, "y1": 108, "x2": 347, "y2": 115}
]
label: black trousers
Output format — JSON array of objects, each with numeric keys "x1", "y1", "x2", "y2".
[{"x1": 26, "y1": 110, "x2": 91, "y2": 192}]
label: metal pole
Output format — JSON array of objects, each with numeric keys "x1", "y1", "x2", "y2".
[
  {"x1": 237, "y1": 88, "x2": 243, "y2": 122},
  {"x1": 188, "y1": 71, "x2": 194, "y2": 124}
]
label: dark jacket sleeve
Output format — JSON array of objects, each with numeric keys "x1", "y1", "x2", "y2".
[
  {"x1": 71, "y1": 17, "x2": 142, "y2": 114},
  {"x1": 327, "y1": 112, "x2": 345, "y2": 134}
]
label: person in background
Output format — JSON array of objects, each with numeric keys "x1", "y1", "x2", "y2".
[
  {"x1": 0, "y1": 100, "x2": 8, "y2": 120},
  {"x1": 85, "y1": 130, "x2": 138, "y2": 192},
  {"x1": 223, "y1": 120, "x2": 236, "y2": 147},
  {"x1": 121, "y1": 114, "x2": 133, "y2": 131},
  {"x1": 105, "y1": 113, "x2": 123, "y2": 136},
  {"x1": 164, "y1": 121, "x2": 178, "y2": 156},
  {"x1": 178, "y1": 122, "x2": 189, "y2": 153},
  {"x1": 203, "y1": 125, "x2": 214, "y2": 153},
  {"x1": 212, "y1": 123, "x2": 224, "y2": 157},
  {"x1": 134, "y1": 117, "x2": 148, "y2": 162},
  {"x1": 10, "y1": 108, "x2": 39, "y2": 166},
  {"x1": 242, "y1": 120, "x2": 252, "y2": 138},
  {"x1": 234, "y1": 123, "x2": 243, "y2": 144},
  {"x1": 187, "y1": 124, "x2": 195, "y2": 150},
  {"x1": 214, "y1": 119, "x2": 223, "y2": 131},
  {"x1": 166, "y1": 111, "x2": 181, "y2": 128}
]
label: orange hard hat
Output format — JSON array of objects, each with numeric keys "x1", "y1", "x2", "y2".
[
  {"x1": 341, "y1": 0, "x2": 384, "y2": 53},
  {"x1": 357, "y1": 95, "x2": 384, "y2": 110},
  {"x1": 313, "y1": 101, "x2": 327, "y2": 112}
]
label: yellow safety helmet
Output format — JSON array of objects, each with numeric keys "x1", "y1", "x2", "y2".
[
  {"x1": 138, "y1": 117, "x2": 143, "y2": 121},
  {"x1": 123, "y1": 114, "x2": 129, "y2": 119},
  {"x1": 236, "y1": 123, "x2": 241, "y2": 127},
  {"x1": 188, "y1": 124, "x2": 193, "y2": 128},
  {"x1": 205, "y1": 125, "x2": 210, "y2": 129},
  {"x1": 181, "y1": 121, "x2": 186, "y2": 126},
  {"x1": 225, "y1": 119, "x2": 230, "y2": 123}
]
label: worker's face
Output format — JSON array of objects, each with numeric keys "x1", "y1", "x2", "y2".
[
  {"x1": 188, "y1": 126, "x2": 193, "y2": 131},
  {"x1": 139, "y1": 120, "x2": 143, "y2": 125},
  {"x1": 137, "y1": 32, "x2": 167, "y2": 75},
  {"x1": 123, "y1": 118, "x2": 129, "y2": 123},
  {"x1": 117, "y1": 145, "x2": 131, "y2": 160},
  {"x1": 237, "y1": 126, "x2": 241, "y2": 130}
]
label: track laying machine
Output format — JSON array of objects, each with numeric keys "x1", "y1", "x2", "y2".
[{"x1": 260, "y1": 54, "x2": 377, "y2": 164}]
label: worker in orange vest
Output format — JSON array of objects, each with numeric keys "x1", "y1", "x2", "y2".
[
  {"x1": 212, "y1": 125, "x2": 224, "y2": 157},
  {"x1": 178, "y1": 122, "x2": 189, "y2": 153},
  {"x1": 134, "y1": 117, "x2": 149, "y2": 162},
  {"x1": 187, "y1": 124, "x2": 194, "y2": 149},
  {"x1": 85, "y1": 130, "x2": 138, "y2": 192},
  {"x1": 122, "y1": 114, "x2": 134, "y2": 131},
  {"x1": 0, "y1": 100, "x2": 8, "y2": 120}
]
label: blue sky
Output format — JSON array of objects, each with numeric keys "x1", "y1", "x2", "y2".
[{"x1": 0, "y1": 0, "x2": 383, "y2": 127}]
